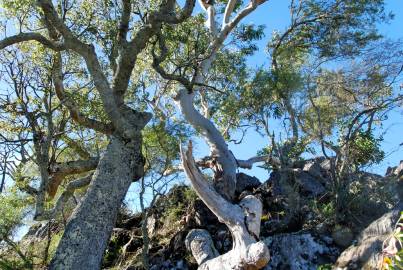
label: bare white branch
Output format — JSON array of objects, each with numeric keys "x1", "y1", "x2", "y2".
[
  {"x1": 222, "y1": 0, "x2": 237, "y2": 29},
  {"x1": 180, "y1": 141, "x2": 242, "y2": 224},
  {"x1": 238, "y1": 155, "x2": 281, "y2": 169}
]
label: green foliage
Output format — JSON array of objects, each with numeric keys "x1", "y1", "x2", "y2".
[
  {"x1": 0, "y1": 258, "x2": 30, "y2": 270},
  {"x1": 103, "y1": 235, "x2": 122, "y2": 267},
  {"x1": 0, "y1": 192, "x2": 33, "y2": 269},
  {"x1": 163, "y1": 186, "x2": 197, "y2": 225},
  {"x1": 46, "y1": 231, "x2": 63, "y2": 264},
  {"x1": 143, "y1": 122, "x2": 191, "y2": 175},
  {"x1": 269, "y1": 0, "x2": 392, "y2": 59},
  {"x1": 233, "y1": 24, "x2": 265, "y2": 55},
  {"x1": 348, "y1": 130, "x2": 385, "y2": 166},
  {"x1": 0, "y1": 192, "x2": 29, "y2": 239},
  {"x1": 310, "y1": 200, "x2": 336, "y2": 221},
  {"x1": 183, "y1": 187, "x2": 198, "y2": 202},
  {"x1": 317, "y1": 264, "x2": 333, "y2": 270}
]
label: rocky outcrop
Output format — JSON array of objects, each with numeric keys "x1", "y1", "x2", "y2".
[
  {"x1": 16, "y1": 159, "x2": 402, "y2": 270},
  {"x1": 334, "y1": 203, "x2": 403, "y2": 270},
  {"x1": 263, "y1": 232, "x2": 339, "y2": 270}
]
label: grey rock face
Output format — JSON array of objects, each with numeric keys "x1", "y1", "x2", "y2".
[
  {"x1": 303, "y1": 160, "x2": 324, "y2": 179},
  {"x1": 294, "y1": 171, "x2": 326, "y2": 197},
  {"x1": 335, "y1": 204, "x2": 403, "y2": 269},
  {"x1": 263, "y1": 233, "x2": 339, "y2": 270},
  {"x1": 235, "y1": 172, "x2": 261, "y2": 194},
  {"x1": 385, "y1": 160, "x2": 403, "y2": 178},
  {"x1": 331, "y1": 227, "x2": 354, "y2": 248}
]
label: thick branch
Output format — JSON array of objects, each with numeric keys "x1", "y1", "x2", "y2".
[
  {"x1": 182, "y1": 144, "x2": 269, "y2": 269},
  {"x1": 38, "y1": 0, "x2": 138, "y2": 138},
  {"x1": 222, "y1": 0, "x2": 237, "y2": 27},
  {"x1": 61, "y1": 136, "x2": 91, "y2": 160},
  {"x1": 117, "y1": 0, "x2": 131, "y2": 47},
  {"x1": 35, "y1": 174, "x2": 92, "y2": 221},
  {"x1": 208, "y1": 0, "x2": 266, "y2": 59},
  {"x1": 0, "y1": 32, "x2": 65, "y2": 50},
  {"x1": 176, "y1": 90, "x2": 237, "y2": 199},
  {"x1": 160, "y1": 0, "x2": 196, "y2": 24},
  {"x1": 180, "y1": 141, "x2": 243, "y2": 224},
  {"x1": 237, "y1": 155, "x2": 281, "y2": 169},
  {"x1": 47, "y1": 157, "x2": 99, "y2": 197},
  {"x1": 112, "y1": 0, "x2": 196, "y2": 101},
  {"x1": 52, "y1": 53, "x2": 114, "y2": 134}
]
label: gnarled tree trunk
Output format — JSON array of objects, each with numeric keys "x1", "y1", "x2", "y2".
[
  {"x1": 181, "y1": 143, "x2": 270, "y2": 270},
  {"x1": 50, "y1": 136, "x2": 145, "y2": 269}
]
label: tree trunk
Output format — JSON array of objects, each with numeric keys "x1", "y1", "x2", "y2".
[
  {"x1": 50, "y1": 136, "x2": 145, "y2": 269},
  {"x1": 181, "y1": 143, "x2": 270, "y2": 270},
  {"x1": 0, "y1": 155, "x2": 6, "y2": 193}
]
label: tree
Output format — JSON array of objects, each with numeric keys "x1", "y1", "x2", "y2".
[
  {"x1": 0, "y1": 0, "x2": 399, "y2": 269},
  {"x1": 0, "y1": 0, "x2": 196, "y2": 268},
  {"x1": 300, "y1": 41, "x2": 403, "y2": 219}
]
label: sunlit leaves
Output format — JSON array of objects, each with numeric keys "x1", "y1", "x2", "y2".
[{"x1": 348, "y1": 130, "x2": 385, "y2": 166}]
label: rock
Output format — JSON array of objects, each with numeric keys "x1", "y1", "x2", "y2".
[
  {"x1": 263, "y1": 232, "x2": 339, "y2": 270},
  {"x1": 150, "y1": 259, "x2": 189, "y2": 270},
  {"x1": 236, "y1": 172, "x2": 261, "y2": 194},
  {"x1": 331, "y1": 226, "x2": 354, "y2": 248},
  {"x1": 265, "y1": 170, "x2": 284, "y2": 197},
  {"x1": 385, "y1": 160, "x2": 403, "y2": 178},
  {"x1": 294, "y1": 170, "x2": 326, "y2": 197},
  {"x1": 193, "y1": 199, "x2": 218, "y2": 228},
  {"x1": 315, "y1": 223, "x2": 329, "y2": 235},
  {"x1": 385, "y1": 166, "x2": 395, "y2": 177},
  {"x1": 394, "y1": 162, "x2": 402, "y2": 177},
  {"x1": 334, "y1": 203, "x2": 403, "y2": 269},
  {"x1": 320, "y1": 158, "x2": 332, "y2": 171},
  {"x1": 303, "y1": 160, "x2": 323, "y2": 179},
  {"x1": 266, "y1": 169, "x2": 325, "y2": 197}
]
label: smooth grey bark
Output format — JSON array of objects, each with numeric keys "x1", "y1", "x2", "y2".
[
  {"x1": 49, "y1": 136, "x2": 145, "y2": 269},
  {"x1": 181, "y1": 143, "x2": 270, "y2": 269}
]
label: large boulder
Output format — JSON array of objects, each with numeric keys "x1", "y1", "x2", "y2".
[
  {"x1": 293, "y1": 170, "x2": 326, "y2": 197},
  {"x1": 334, "y1": 203, "x2": 403, "y2": 269},
  {"x1": 193, "y1": 199, "x2": 219, "y2": 228},
  {"x1": 263, "y1": 232, "x2": 339, "y2": 270},
  {"x1": 385, "y1": 160, "x2": 403, "y2": 178},
  {"x1": 302, "y1": 159, "x2": 325, "y2": 179},
  {"x1": 265, "y1": 169, "x2": 325, "y2": 198},
  {"x1": 235, "y1": 172, "x2": 261, "y2": 194}
]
